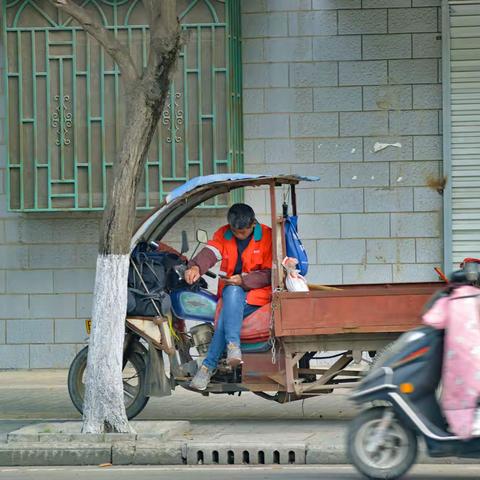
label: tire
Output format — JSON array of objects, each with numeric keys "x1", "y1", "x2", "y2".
[
  {"x1": 68, "y1": 345, "x2": 149, "y2": 420},
  {"x1": 347, "y1": 407, "x2": 417, "y2": 480}
]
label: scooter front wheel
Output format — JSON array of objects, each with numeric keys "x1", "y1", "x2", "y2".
[{"x1": 347, "y1": 407, "x2": 417, "y2": 480}]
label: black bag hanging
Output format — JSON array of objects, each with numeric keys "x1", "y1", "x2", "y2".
[
  {"x1": 127, "y1": 288, "x2": 172, "y2": 317},
  {"x1": 127, "y1": 244, "x2": 170, "y2": 317},
  {"x1": 128, "y1": 251, "x2": 167, "y2": 292}
]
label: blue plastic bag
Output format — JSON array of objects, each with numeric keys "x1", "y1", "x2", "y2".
[{"x1": 284, "y1": 215, "x2": 308, "y2": 276}]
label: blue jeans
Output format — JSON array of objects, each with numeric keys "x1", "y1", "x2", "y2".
[{"x1": 203, "y1": 286, "x2": 259, "y2": 371}]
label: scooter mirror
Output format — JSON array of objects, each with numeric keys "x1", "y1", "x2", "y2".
[
  {"x1": 465, "y1": 261, "x2": 480, "y2": 284},
  {"x1": 180, "y1": 230, "x2": 189, "y2": 254},
  {"x1": 196, "y1": 229, "x2": 208, "y2": 244}
]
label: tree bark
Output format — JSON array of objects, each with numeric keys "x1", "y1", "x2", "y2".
[
  {"x1": 82, "y1": 254, "x2": 131, "y2": 433},
  {"x1": 52, "y1": 0, "x2": 182, "y2": 433},
  {"x1": 85, "y1": 37, "x2": 181, "y2": 434}
]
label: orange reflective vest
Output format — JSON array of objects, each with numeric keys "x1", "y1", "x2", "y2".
[{"x1": 207, "y1": 223, "x2": 272, "y2": 306}]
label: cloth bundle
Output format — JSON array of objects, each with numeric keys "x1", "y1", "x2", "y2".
[{"x1": 282, "y1": 257, "x2": 309, "y2": 292}]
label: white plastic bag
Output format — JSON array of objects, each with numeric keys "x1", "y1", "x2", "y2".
[{"x1": 282, "y1": 257, "x2": 309, "y2": 292}]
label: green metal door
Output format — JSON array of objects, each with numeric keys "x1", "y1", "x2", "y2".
[{"x1": 4, "y1": 0, "x2": 242, "y2": 211}]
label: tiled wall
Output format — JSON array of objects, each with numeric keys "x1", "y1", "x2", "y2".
[
  {"x1": 0, "y1": 0, "x2": 444, "y2": 367},
  {"x1": 242, "y1": 0, "x2": 443, "y2": 285}
]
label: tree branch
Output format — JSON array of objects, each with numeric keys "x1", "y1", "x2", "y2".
[
  {"x1": 143, "y1": 0, "x2": 183, "y2": 77},
  {"x1": 51, "y1": 0, "x2": 138, "y2": 85}
]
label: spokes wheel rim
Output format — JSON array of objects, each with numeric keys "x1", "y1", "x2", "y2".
[
  {"x1": 355, "y1": 418, "x2": 410, "y2": 470},
  {"x1": 122, "y1": 364, "x2": 141, "y2": 405},
  {"x1": 78, "y1": 359, "x2": 141, "y2": 409}
]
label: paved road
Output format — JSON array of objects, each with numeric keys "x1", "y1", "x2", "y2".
[
  {"x1": 0, "y1": 369, "x2": 357, "y2": 422},
  {"x1": 1, "y1": 465, "x2": 480, "y2": 480}
]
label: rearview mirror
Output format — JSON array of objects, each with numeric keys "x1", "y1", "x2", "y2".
[
  {"x1": 180, "y1": 230, "x2": 189, "y2": 254},
  {"x1": 196, "y1": 229, "x2": 208, "y2": 244}
]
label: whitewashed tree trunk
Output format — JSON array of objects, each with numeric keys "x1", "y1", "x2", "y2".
[
  {"x1": 83, "y1": 87, "x2": 173, "y2": 433},
  {"x1": 52, "y1": 0, "x2": 182, "y2": 433},
  {"x1": 83, "y1": 254, "x2": 131, "y2": 433}
]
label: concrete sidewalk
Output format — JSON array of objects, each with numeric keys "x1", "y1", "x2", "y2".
[
  {"x1": 0, "y1": 370, "x2": 476, "y2": 467},
  {"x1": 0, "y1": 369, "x2": 355, "y2": 466}
]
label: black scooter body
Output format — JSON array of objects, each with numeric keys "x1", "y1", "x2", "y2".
[{"x1": 351, "y1": 325, "x2": 480, "y2": 459}]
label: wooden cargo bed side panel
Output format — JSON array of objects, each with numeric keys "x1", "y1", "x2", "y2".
[{"x1": 274, "y1": 283, "x2": 442, "y2": 337}]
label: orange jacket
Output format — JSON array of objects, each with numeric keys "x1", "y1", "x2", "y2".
[{"x1": 208, "y1": 223, "x2": 272, "y2": 306}]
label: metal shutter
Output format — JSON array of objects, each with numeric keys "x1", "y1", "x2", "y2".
[{"x1": 448, "y1": 2, "x2": 480, "y2": 267}]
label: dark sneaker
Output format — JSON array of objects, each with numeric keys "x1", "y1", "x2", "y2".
[
  {"x1": 190, "y1": 365, "x2": 212, "y2": 391},
  {"x1": 227, "y1": 342, "x2": 243, "y2": 367}
]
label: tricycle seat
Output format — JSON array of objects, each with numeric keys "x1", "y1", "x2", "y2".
[
  {"x1": 241, "y1": 302, "x2": 271, "y2": 343},
  {"x1": 215, "y1": 301, "x2": 271, "y2": 343}
]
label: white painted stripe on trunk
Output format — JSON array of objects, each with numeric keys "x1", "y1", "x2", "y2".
[{"x1": 82, "y1": 254, "x2": 133, "y2": 434}]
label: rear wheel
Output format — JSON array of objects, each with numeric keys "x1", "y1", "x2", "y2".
[
  {"x1": 347, "y1": 407, "x2": 417, "y2": 480},
  {"x1": 68, "y1": 345, "x2": 149, "y2": 420}
]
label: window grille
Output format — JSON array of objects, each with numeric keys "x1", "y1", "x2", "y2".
[{"x1": 4, "y1": 0, "x2": 242, "y2": 211}]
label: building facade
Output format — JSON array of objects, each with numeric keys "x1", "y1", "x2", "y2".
[{"x1": 0, "y1": 0, "x2": 477, "y2": 368}]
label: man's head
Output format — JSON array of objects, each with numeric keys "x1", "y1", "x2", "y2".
[{"x1": 227, "y1": 203, "x2": 256, "y2": 240}]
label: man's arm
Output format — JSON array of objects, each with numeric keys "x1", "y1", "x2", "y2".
[
  {"x1": 187, "y1": 247, "x2": 219, "y2": 275},
  {"x1": 240, "y1": 226, "x2": 273, "y2": 290},
  {"x1": 241, "y1": 269, "x2": 272, "y2": 290},
  {"x1": 188, "y1": 227, "x2": 224, "y2": 274},
  {"x1": 185, "y1": 229, "x2": 224, "y2": 284}
]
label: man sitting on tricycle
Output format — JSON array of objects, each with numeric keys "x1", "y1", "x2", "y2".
[{"x1": 184, "y1": 203, "x2": 272, "y2": 390}]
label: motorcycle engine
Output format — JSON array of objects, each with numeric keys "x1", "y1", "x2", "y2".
[{"x1": 189, "y1": 323, "x2": 214, "y2": 357}]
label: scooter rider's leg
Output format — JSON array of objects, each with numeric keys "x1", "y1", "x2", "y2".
[
  {"x1": 222, "y1": 285, "x2": 247, "y2": 367},
  {"x1": 190, "y1": 306, "x2": 226, "y2": 391}
]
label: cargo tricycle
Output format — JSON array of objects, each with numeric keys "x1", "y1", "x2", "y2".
[{"x1": 68, "y1": 174, "x2": 441, "y2": 419}]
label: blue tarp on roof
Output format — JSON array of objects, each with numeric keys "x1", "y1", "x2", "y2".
[
  {"x1": 166, "y1": 174, "x2": 319, "y2": 203},
  {"x1": 166, "y1": 174, "x2": 264, "y2": 203}
]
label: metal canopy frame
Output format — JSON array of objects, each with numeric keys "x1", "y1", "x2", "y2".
[{"x1": 132, "y1": 174, "x2": 304, "y2": 249}]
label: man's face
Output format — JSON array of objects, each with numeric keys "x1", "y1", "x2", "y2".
[{"x1": 231, "y1": 223, "x2": 254, "y2": 240}]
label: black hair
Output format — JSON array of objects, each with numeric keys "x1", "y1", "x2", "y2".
[{"x1": 227, "y1": 203, "x2": 255, "y2": 229}]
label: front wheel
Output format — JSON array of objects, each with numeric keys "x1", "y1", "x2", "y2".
[
  {"x1": 68, "y1": 345, "x2": 149, "y2": 420},
  {"x1": 347, "y1": 407, "x2": 417, "y2": 480}
]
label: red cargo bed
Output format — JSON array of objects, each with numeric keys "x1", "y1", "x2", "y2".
[{"x1": 274, "y1": 282, "x2": 441, "y2": 337}]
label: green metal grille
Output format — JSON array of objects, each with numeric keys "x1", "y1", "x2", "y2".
[{"x1": 4, "y1": 0, "x2": 242, "y2": 211}]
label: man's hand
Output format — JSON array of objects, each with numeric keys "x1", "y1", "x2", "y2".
[
  {"x1": 185, "y1": 265, "x2": 201, "y2": 284},
  {"x1": 222, "y1": 274, "x2": 243, "y2": 286}
]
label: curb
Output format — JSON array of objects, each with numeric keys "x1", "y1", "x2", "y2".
[
  {"x1": 6, "y1": 420, "x2": 190, "y2": 444},
  {"x1": 2, "y1": 441, "x2": 480, "y2": 467},
  {"x1": 185, "y1": 441, "x2": 306, "y2": 465},
  {"x1": 2, "y1": 421, "x2": 480, "y2": 467},
  {"x1": 0, "y1": 443, "x2": 112, "y2": 466},
  {"x1": 112, "y1": 441, "x2": 185, "y2": 465}
]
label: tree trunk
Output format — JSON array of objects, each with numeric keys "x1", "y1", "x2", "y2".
[
  {"x1": 51, "y1": 0, "x2": 184, "y2": 433},
  {"x1": 82, "y1": 78, "x2": 175, "y2": 433},
  {"x1": 52, "y1": 0, "x2": 182, "y2": 436},
  {"x1": 82, "y1": 254, "x2": 131, "y2": 433}
]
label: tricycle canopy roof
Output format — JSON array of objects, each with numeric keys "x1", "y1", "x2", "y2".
[{"x1": 131, "y1": 173, "x2": 319, "y2": 250}]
